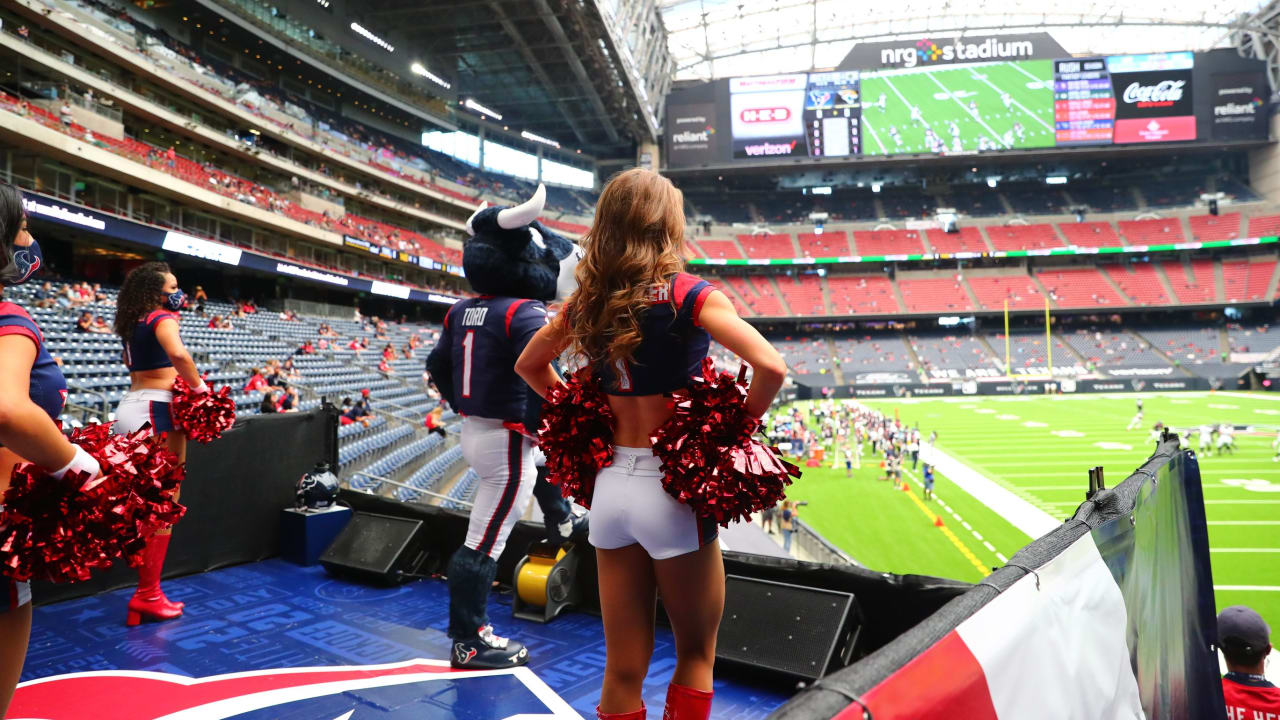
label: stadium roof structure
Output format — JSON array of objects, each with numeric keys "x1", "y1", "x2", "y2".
[{"x1": 659, "y1": 0, "x2": 1272, "y2": 81}]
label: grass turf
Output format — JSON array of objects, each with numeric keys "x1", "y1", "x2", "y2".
[
  {"x1": 859, "y1": 60, "x2": 1055, "y2": 156},
  {"x1": 783, "y1": 392, "x2": 1280, "y2": 630}
]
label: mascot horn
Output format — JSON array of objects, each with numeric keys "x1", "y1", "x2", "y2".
[{"x1": 426, "y1": 184, "x2": 587, "y2": 671}]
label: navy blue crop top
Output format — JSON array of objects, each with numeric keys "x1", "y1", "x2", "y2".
[
  {"x1": 123, "y1": 309, "x2": 180, "y2": 371},
  {"x1": 594, "y1": 272, "x2": 715, "y2": 395},
  {"x1": 0, "y1": 302, "x2": 67, "y2": 422}
]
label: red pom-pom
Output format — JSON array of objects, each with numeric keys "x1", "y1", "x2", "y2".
[
  {"x1": 537, "y1": 369, "x2": 614, "y2": 508},
  {"x1": 650, "y1": 358, "x2": 800, "y2": 527},
  {"x1": 171, "y1": 376, "x2": 236, "y2": 443},
  {"x1": 0, "y1": 424, "x2": 186, "y2": 583}
]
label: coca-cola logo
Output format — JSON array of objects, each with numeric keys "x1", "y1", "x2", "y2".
[
  {"x1": 1122, "y1": 80, "x2": 1185, "y2": 106},
  {"x1": 740, "y1": 107, "x2": 791, "y2": 123}
]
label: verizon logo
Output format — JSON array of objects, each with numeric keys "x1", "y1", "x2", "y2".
[
  {"x1": 1122, "y1": 80, "x2": 1185, "y2": 106},
  {"x1": 742, "y1": 141, "x2": 798, "y2": 156}
]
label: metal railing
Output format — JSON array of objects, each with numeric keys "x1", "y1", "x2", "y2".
[
  {"x1": 349, "y1": 471, "x2": 474, "y2": 509},
  {"x1": 793, "y1": 518, "x2": 859, "y2": 566}
]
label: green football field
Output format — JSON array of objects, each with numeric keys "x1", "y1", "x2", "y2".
[
  {"x1": 859, "y1": 60, "x2": 1055, "y2": 156},
  {"x1": 781, "y1": 392, "x2": 1280, "y2": 631}
]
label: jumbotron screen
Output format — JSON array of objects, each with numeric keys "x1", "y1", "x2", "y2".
[{"x1": 665, "y1": 49, "x2": 1269, "y2": 168}]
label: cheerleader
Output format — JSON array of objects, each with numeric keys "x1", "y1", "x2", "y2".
[
  {"x1": 111, "y1": 261, "x2": 206, "y2": 625},
  {"x1": 0, "y1": 182, "x2": 101, "y2": 716},
  {"x1": 517, "y1": 169, "x2": 787, "y2": 720}
]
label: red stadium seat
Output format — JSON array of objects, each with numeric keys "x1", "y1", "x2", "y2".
[
  {"x1": 852, "y1": 230, "x2": 925, "y2": 256},
  {"x1": 692, "y1": 239, "x2": 743, "y2": 260},
  {"x1": 1247, "y1": 214, "x2": 1280, "y2": 237},
  {"x1": 1188, "y1": 213, "x2": 1241, "y2": 242},
  {"x1": 1118, "y1": 218, "x2": 1185, "y2": 245},
  {"x1": 796, "y1": 231, "x2": 852, "y2": 258},
  {"x1": 775, "y1": 275, "x2": 826, "y2": 316},
  {"x1": 826, "y1": 275, "x2": 900, "y2": 315},
  {"x1": 897, "y1": 276, "x2": 974, "y2": 313},
  {"x1": 1161, "y1": 260, "x2": 1216, "y2": 304},
  {"x1": 736, "y1": 233, "x2": 798, "y2": 260},
  {"x1": 1035, "y1": 268, "x2": 1126, "y2": 308},
  {"x1": 985, "y1": 224, "x2": 1063, "y2": 252},
  {"x1": 1058, "y1": 222, "x2": 1123, "y2": 248},
  {"x1": 924, "y1": 227, "x2": 988, "y2": 255},
  {"x1": 966, "y1": 273, "x2": 1045, "y2": 311},
  {"x1": 1103, "y1": 264, "x2": 1171, "y2": 306}
]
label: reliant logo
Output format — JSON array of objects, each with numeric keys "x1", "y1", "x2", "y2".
[
  {"x1": 673, "y1": 130, "x2": 712, "y2": 143},
  {"x1": 879, "y1": 37, "x2": 1033, "y2": 69},
  {"x1": 1121, "y1": 80, "x2": 1185, "y2": 107},
  {"x1": 1215, "y1": 100, "x2": 1262, "y2": 116},
  {"x1": 742, "y1": 140, "x2": 798, "y2": 157},
  {"x1": 740, "y1": 107, "x2": 791, "y2": 123}
]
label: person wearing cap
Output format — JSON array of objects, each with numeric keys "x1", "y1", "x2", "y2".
[{"x1": 1220, "y1": 605, "x2": 1280, "y2": 717}]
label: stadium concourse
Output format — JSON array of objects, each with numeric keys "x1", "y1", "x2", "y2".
[{"x1": 3, "y1": 0, "x2": 1280, "y2": 717}]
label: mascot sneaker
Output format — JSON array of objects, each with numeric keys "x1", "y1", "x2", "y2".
[{"x1": 451, "y1": 624, "x2": 530, "y2": 669}]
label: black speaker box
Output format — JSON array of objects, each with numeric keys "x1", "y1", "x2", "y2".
[
  {"x1": 715, "y1": 574, "x2": 861, "y2": 681},
  {"x1": 319, "y1": 512, "x2": 429, "y2": 585}
]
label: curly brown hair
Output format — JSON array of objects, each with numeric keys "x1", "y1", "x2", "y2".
[
  {"x1": 113, "y1": 261, "x2": 171, "y2": 342},
  {"x1": 557, "y1": 169, "x2": 688, "y2": 384}
]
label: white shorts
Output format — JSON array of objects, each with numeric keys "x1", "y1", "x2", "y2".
[
  {"x1": 460, "y1": 417, "x2": 536, "y2": 560},
  {"x1": 0, "y1": 506, "x2": 31, "y2": 612},
  {"x1": 589, "y1": 447, "x2": 718, "y2": 560},
  {"x1": 113, "y1": 389, "x2": 175, "y2": 435}
]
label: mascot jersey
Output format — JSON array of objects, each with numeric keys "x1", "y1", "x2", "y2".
[
  {"x1": 429, "y1": 296, "x2": 547, "y2": 424},
  {"x1": 593, "y1": 272, "x2": 714, "y2": 395}
]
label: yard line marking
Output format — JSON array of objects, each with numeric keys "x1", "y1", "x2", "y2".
[
  {"x1": 919, "y1": 445, "x2": 1060, "y2": 539},
  {"x1": 973, "y1": 531, "x2": 984, "y2": 541},
  {"x1": 881, "y1": 75, "x2": 947, "y2": 149},
  {"x1": 995, "y1": 551, "x2": 1009, "y2": 563},
  {"x1": 1208, "y1": 548, "x2": 1280, "y2": 553},
  {"x1": 962, "y1": 521, "x2": 972, "y2": 531},
  {"x1": 902, "y1": 483, "x2": 990, "y2": 577},
  {"x1": 983, "y1": 540, "x2": 996, "y2": 552},
  {"x1": 970, "y1": 65, "x2": 1055, "y2": 132},
  {"x1": 861, "y1": 115, "x2": 888, "y2": 154},
  {"x1": 922, "y1": 71, "x2": 1012, "y2": 148},
  {"x1": 1214, "y1": 585, "x2": 1280, "y2": 591},
  {"x1": 1208, "y1": 520, "x2": 1280, "y2": 525},
  {"x1": 901, "y1": 467, "x2": 1006, "y2": 568}
]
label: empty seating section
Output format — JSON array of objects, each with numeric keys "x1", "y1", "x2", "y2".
[
  {"x1": 1061, "y1": 329, "x2": 1169, "y2": 369},
  {"x1": 1248, "y1": 214, "x2": 1280, "y2": 237},
  {"x1": 1103, "y1": 264, "x2": 1171, "y2": 305},
  {"x1": 1036, "y1": 268, "x2": 1125, "y2": 307},
  {"x1": 443, "y1": 467, "x2": 481, "y2": 510},
  {"x1": 693, "y1": 239, "x2": 743, "y2": 260},
  {"x1": 852, "y1": 230, "x2": 925, "y2": 256},
  {"x1": 776, "y1": 276, "x2": 826, "y2": 316},
  {"x1": 1228, "y1": 323, "x2": 1280, "y2": 354},
  {"x1": 771, "y1": 337, "x2": 833, "y2": 380},
  {"x1": 897, "y1": 277, "x2": 973, "y2": 313},
  {"x1": 924, "y1": 227, "x2": 987, "y2": 254},
  {"x1": 1222, "y1": 259, "x2": 1277, "y2": 302},
  {"x1": 831, "y1": 336, "x2": 915, "y2": 380},
  {"x1": 966, "y1": 274, "x2": 1045, "y2": 310},
  {"x1": 988, "y1": 332, "x2": 1072, "y2": 371},
  {"x1": 349, "y1": 434, "x2": 445, "y2": 490},
  {"x1": 1139, "y1": 327, "x2": 1225, "y2": 366},
  {"x1": 702, "y1": 277, "x2": 751, "y2": 316},
  {"x1": 396, "y1": 447, "x2": 467, "y2": 504},
  {"x1": 1161, "y1": 260, "x2": 1216, "y2": 304},
  {"x1": 1118, "y1": 218, "x2": 1184, "y2": 245},
  {"x1": 723, "y1": 276, "x2": 786, "y2": 316},
  {"x1": 910, "y1": 334, "x2": 998, "y2": 379},
  {"x1": 826, "y1": 275, "x2": 900, "y2": 315},
  {"x1": 796, "y1": 231, "x2": 852, "y2": 257},
  {"x1": 1188, "y1": 213, "x2": 1241, "y2": 242},
  {"x1": 1059, "y1": 222, "x2": 1123, "y2": 248},
  {"x1": 737, "y1": 234, "x2": 797, "y2": 260},
  {"x1": 985, "y1": 224, "x2": 1062, "y2": 252}
]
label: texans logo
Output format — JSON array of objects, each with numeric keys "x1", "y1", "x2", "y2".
[
  {"x1": 454, "y1": 643, "x2": 478, "y2": 665},
  {"x1": 13, "y1": 248, "x2": 40, "y2": 280},
  {"x1": 9, "y1": 660, "x2": 582, "y2": 719}
]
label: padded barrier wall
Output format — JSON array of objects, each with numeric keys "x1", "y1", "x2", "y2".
[
  {"x1": 797, "y1": 377, "x2": 1217, "y2": 399},
  {"x1": 33, "y1": 407, "x2": 340, "y2": 605},
  {"x1": 774, "y1": 438, "x2": 1221, "y2": 720}
]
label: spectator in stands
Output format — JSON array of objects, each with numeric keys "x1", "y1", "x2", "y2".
[
  {"x1": 243, "y1": 368, "x2": 268, "y2": 394},
  {"x1": 280, "y1": 358, "x2": 301, "y2": 382},
  {"x1": 424, "y1": 405, "x2": 446, "y2": 438},
  {"x1": 382, "y1": 343, "x2": 395, "y2": 363},
  {"x1": 258, "y1": 388, "x2": 278, "y2": 414},
  {"x1": 276, "y1": 385, "x2": 299, "y2": 413},
  {"x1": 90, "y1": 315, "x2": 110, "y2": 334},
  {"x1": 59, "y1": 101, "x2": 73, "y2": 128},
  {"x1": 402, "y1": 343, "x2": 414, "y2": 360},
  {"x1": 31, "y1": 281, "x2": 56, "y2": 309},
  {"x1": 378, "y1": 357, "x2": 394, "y2": 375},
  {"x1": 165, "y1": 145, "x2": 176, "y2": 168},
  {"x1": 1219, "y1": 605, "x2": 1280, "y2": 716},
  {"x1": 192, "y1": 285, "x2": 207, "y2": 315},
  {"x1": 297, "y1": 339, "x2": 314, "y2": 355},
  {"x1": 74, "y1": 311, "x2": 94, "y2": 333}
]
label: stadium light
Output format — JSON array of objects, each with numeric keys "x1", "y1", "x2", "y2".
[
  {"x1": 410, "y1": 62, "x2": 450, "y2": 89},
  {"x1": 521, "y1": 130, "x2": 560, "y2": 149},
  {"x1": 350, "y1": 22, "x2": 394, "y2": 53},
  {"x1": 1045, "y1": 176, "x2": 1068, "y2": 185},
  {"x1": 871, "y1": 183, "x2": 882, "y2": 193},
  {"x1": 463, "y1": 98, "x2": 502, "y2": 121},
  {"x1": 986, "y1": 178, "x2": 999, "y2": 188}
]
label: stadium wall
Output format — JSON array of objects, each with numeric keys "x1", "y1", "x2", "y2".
[
  {"x1": 795, "y1": 377, "x2": 1218, "y2": 399},
  {"x1": 1250, "y1": 111, "x2": 1280, "y2": 202}
]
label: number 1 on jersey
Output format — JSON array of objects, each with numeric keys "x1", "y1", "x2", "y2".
[{"x1": 461, "y1": 330, "x2": 475, "y2": 398}]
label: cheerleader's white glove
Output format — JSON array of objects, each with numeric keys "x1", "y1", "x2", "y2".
[
  {"x1": 191, "y1": 380, "x2": 210, "y2": 395},
  {"x1": 50, "y1": 444, "x2": 101, "y2": 482}
]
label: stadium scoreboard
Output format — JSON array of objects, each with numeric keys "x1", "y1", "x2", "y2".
[{"x1": 666, "y1": 48, "x2": 1269, "y2": 169}]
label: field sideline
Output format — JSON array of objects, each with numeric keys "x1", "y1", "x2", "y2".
[{"x1": 781, "y1": 392, "x2": 1280, "y2": 630}]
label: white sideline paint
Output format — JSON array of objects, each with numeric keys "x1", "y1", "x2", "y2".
[{"x1": 921, "y1": 445, "x2": 1059, "y2": 540}]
